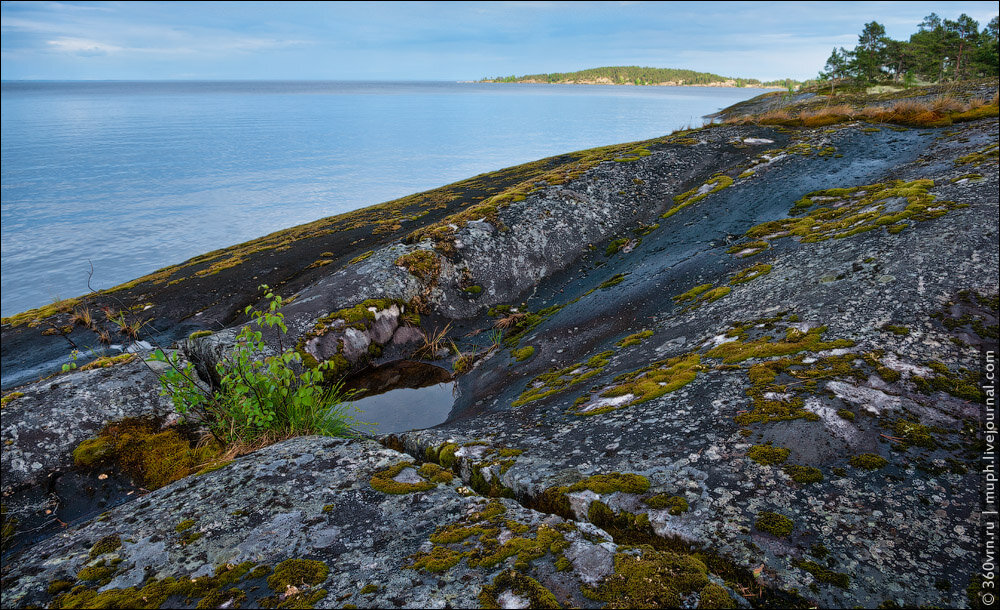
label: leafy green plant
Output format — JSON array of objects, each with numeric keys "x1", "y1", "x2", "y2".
[
  {"x1": 151, "y1": 286, "x2": 364, "y2": 444},
  {"x1": 62, "y1": 349, "x2": 79, "y2": 373}
]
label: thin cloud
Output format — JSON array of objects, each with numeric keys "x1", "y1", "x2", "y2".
[{"x1": 46, "y1": 37, "x2": 122, "y2": 56}]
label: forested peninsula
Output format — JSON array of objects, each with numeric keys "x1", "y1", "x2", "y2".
[{"x1": 479, "y1": 65, "x2": 797, "y2": 88}]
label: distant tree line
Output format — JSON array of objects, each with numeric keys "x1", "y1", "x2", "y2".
[
  {"x1": 819, "y1": 13, "x2": 999, "y2": 85},
  {"x1": 482, "y1": 66, "x2": 800, "y2": 88}
]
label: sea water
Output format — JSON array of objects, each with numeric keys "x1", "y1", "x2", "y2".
[{"x1": 0, "y1": 81, "x2": 769, "y2": 316}]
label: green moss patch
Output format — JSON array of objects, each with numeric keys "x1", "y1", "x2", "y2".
[
  {"x1": 912, "y1": 360, "x2": 984, "y2": 402},
  {"x1": 849, "y1": 453, "x2": 888, "y2": 470},
  {"x1": 411, "y1": 500, "x2": 572, "y2": 577},
  {"x1": 673, "y1": 283, "x2": 731, "y2": 309},
  {"x1": 599, "y1": 273, "x2": 627, "y2": 289},
  {"x1": 729, "y1": 263, "x2": 772, "y2": 285},
  {"x1": 370, "y1": 462, "x2": 440, "y2": 494},
  {"x1": 47, "y1": 559, "x2": 308, "y2": 610},
  {"x1": 955, "y1": 142, "x2": 999, "y2": 167},
  {"x1": 881, "y1": 323, "x2": 910, "y2": 335},
  {"x1": 576, "y1": 352, "x2": 703, "y2": 415},
  {"x1": 395, "y1": 250, "x2": 441, "y2": 284},
  {"x1": 348, "y1": 250, "x2": 374, "y2": 265},
  {"x1": 479, "y1": 570, "x2": 561, "y2": 609},
  {"x1": 513, "y1": 350, "x2": 614, "y2": 407},
  {"x1": 662, "y1": 175, "x2": 734, "y2": 219},
  {"x1": 747, "y1": 444, "x2": 790, "y2": 465},
  {"x1": 583, "y1": 546, "x2": 716, "y2": 608},
  {"x1": 755, "y1": 511, "x2": 794, "y2": 537},
  {"x1": 643, "y1": 494, "x2": 689, "y2": 515},
  {"x1": 512, "y1": 345, "x2": 535, "y2": 362},
  {"x1": 792, "y1": 559, "x2": 850, "y2": 588},
  {"x1": 267, "y1": 559, "x2": 329, "y2": 591},
  {"x1": 72, "y1": 418, "x2": 222, "y2": 490},
  {"x1": 738, "y1": 179, "x2": 966, "y2": 249},
  {"x1": 89, "y1": 535, "x2": 122, "y2": 559},
  {"x1": 706, "y1": 325, "x2": 853, "y2": 364},
  {"x1": 615, "y1": 330, "x2": 653, "y2": 348},
  {"x1": 605, "y1": 237, "x2": 631, "y2": 257},
  {"x1": 783, "y1": 464, "x2": 823, "y2": 484},
  {"x1": 1, "y1": 391, "x2": 25, "y2": 408}
]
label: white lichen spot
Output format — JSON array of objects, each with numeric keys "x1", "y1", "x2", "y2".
[
  {"x1": 497, "y1": 590, "x2": 530, "y2": 609},
  {"x1": 579, "y1": 393, "x2": 634, "y2": 413}
]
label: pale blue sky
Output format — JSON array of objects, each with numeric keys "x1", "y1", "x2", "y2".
[{"x1": 2, "y1": 1, "x2": 997, "y2": 81}]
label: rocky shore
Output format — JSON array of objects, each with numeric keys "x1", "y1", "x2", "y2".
[{"x1": 2, "y1": 81, "x2": 998, "y2": 609}]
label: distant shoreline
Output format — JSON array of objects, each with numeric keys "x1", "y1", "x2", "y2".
[{"x1": 474, "y1": 79, "x2": 785, "y2": 89}]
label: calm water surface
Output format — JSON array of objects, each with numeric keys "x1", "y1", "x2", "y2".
[{"x1": 1, "y1": 81, "x2": 769, "y2": 316}]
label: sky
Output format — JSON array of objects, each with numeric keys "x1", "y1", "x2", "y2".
[{"x1": 2, "y1": 1, "x2": 998, "y2": 82}]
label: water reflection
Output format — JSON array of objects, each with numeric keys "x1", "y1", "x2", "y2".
[{"x1": 343, "y1": 360, "x2": 455, "y2": 435}]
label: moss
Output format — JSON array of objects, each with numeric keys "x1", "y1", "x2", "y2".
[
  {"x1": 644, "y1": 494, "x2": 689, "y2": 515},
  {"x1": 47, "y1": 580, "x2": 75, "y2": 595},
  {"x1": 706, "y1": 325, "x2": 853, "y2": 364},
  {"x1": 955, "y1": 142, "x2": 999, "y2": 167},
  {"x1": 569, "y1": 473, "x2": 650, "y2": 495},
  {"x1": 606, "y1": 237, "x2": 630, "y2": 256},
  {"x1": 740, "y1": 179, "x2": 965, "y2": 248},
  {"x1": 359, "y1": 584, "x2": 379, "y2": 595},
  {"x1": 810, "y1": 543, "x2": 829, "y2": 559},
  {"x1": 881, "y1": 323, "x2": 910, "y2": 335},
  {"x1": 729, "y1": 263, "x2": 772, "y2": 285},
  {"x1": 418, "y1": 462, "x2": 454, "y2": 483},
  {"x1": 673, "y1": 283, "x2": 712, "y2": 303},
  {"x1": 513, "y1": 350, "x2": 614, "y2": 407},
  {"x1": 348, "y1": 250, "x2": 374, "y2": 265},
  {"x1": 755, "y1": 511, "x2": 794, "y2": 537},
  {"x1": 187, "y1": 330, "x2": 214, "y2": 340},
  {"x1": 893, "y1": 420, "x2": 935, "y2": 449},
  {"x1": 0, "y1": 391, "x2": 24, "y2": 407},
  {"x1": 584, "y1": 546, "x2": 712, "y2": 607},
  {"x1": 462, "y1": 284, "x2": 482, "y2": 294},
  {"x1": 497, "y1": 448, "x2": 523, "y2": 458},
  {"x1": 599, "y1": 273, "x2": 626, "y2": 289},
  {"x1": 912, "y1": 361, "x2": 983, "y2": 402},
  {"x1": 783, "y1": 464, "x2": 823, "y2": 484},
  {"x1": 89, "y1": 534, "x2": 122, "y2": 559},
  {"x1": 616, "y1": 330, "x2": 653, "y2": 348},
  {"x1": 267, "y1": 559, "x2": 329, "y2": 591},
  {"x1": 727, "y1": 240, "x2": 770, "y2": 257},
  {"x1": 699, "y1": 583, "x2": 735, "y2": 609},
  {"x1": 479, "y1": 570, "x2": 561, "y2": 609},
  {"x1": 77, "y1": 563, "x2": 116, "y2": 583},
  {"x1": 747, "y1": 444, "x2": 790, "y2": 465},
  {"x1": 466, "y1": 523, "x2": 567, "y2": 569},
  {"x1": 78, "y1": 353, "x2": 136, "y2": 371},
  {"x1": 663, "y1": 175, "x2": 734, "y2": 219},
  {"x1": 791, "y1": 559, "x2": 850, "y2": 588},
  {"x1": 196, "y1": 588, "x2": 247, "y2": 609},
  {"x1": 370, "y1": 462, "x2": 438, "y2": 494},
  {"x1": 849, "y1": 453, "x2": 888, "y2": 470},
  {"x1": 72, "y1": 418, "x2": 223, "y2": 490},
  {"x1": 452, "y1": 354, "x2": 474, "y2": 374},
  {"x1": 511, "y1": 345, "x2": 535, "y2": 362},
  {"x1": 438, "y1": 443, "x2": 460, "y2": 469},
  {"x1": 578, "y1": 352, "x2": 702, "y2": 415},
  {"x1": 194, "y1": 460, "x2": 233, "y2": 476}
]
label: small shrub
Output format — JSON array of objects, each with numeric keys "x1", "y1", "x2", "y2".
[{"x1": 152, "y1": 286, "x2": 363, "y2": 445}]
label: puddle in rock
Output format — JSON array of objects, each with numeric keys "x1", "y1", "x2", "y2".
[{"x1": 343, "y1": 360, "x2": 455, "y2": 435}]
